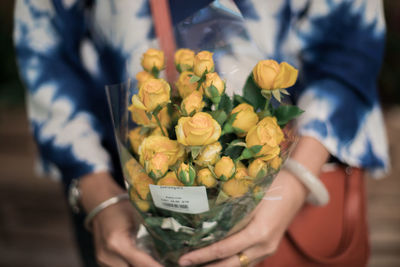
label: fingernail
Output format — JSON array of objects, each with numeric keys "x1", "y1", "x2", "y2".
[{"x1": 179, "y1": 259, "x2": 191, "y2": 266}]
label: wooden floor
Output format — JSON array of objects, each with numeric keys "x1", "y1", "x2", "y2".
[{"x1": 0, "y1": 107, "x2": 399, "y2": 267}]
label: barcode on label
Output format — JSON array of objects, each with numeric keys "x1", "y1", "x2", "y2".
[{"x1": 162, "y1": 203, "x2": 189, "y2": 209}]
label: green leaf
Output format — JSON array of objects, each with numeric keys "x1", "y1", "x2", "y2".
[
  {"x1": 273, "y1": 105, "x2": 304, "y2": 127},
  {"x1": 189, "y1": 75, "x2": 201, "y2": 83},
  {"x1": 219, "y1": 94, "x2": 233, "y2": 113},
  {"x1": 242, "y1": 75, "x2": 264, "y2": 111},
  {"x1": 271, "y1": 89, "x2": 282, "y2": 102},
  {"x1": 226, "y1": 112, "x2": 238, "y2": 125},
  {"x1": 145, "y1": 111, "x2": 152, "y2": 120},
  {"x1": 239, "y1": 145, "x2": 263, "y2": 160},
  {"x1": 207, "y1": 85, "x2": 220, "y2": 98},
  {"x1": 249, "y1": 145, "x2": 263, "y2": 154},
  {"x1": 224, "y1": 143, "x2": 245, "y2": 160},
  {"x1": 232, "y1": 127, "x2": 246, "y2": 135},
  {"x1": 191, "y1": 146, "x2": 202, "y2": 160},
  {"x1": 151, "y1": 66, "x2": 160, "y2": 78},
  {"x1": 258, "y1": 109, "x2": 272, "y2": 120},
  {"x1": 210, "y1": 110, "x2": 228, "y2": 126}
]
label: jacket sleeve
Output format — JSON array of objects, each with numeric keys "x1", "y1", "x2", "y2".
[
  {"x1": 14, "y1": 0, "x2": 111, "y2": 183},
  {"x1": 292, "y1": 0, "x2": 389, "y2": 177}
]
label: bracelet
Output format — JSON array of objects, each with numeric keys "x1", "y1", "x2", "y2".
[
  {"x1": 84, "y1": 193, "x2": 129, "y2": 231},
  {"x1": 283, "y1": 158, "x2": 330, "y2": 206}
]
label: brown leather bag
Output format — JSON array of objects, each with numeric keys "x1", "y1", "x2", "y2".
[
  {"x1": 149, "y1": 3, "x2": 370, "y2": 266},
  {"x1": 258, "y1": 167, "x2": 370, "y2": 267}
]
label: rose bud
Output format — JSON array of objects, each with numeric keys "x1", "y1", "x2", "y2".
[
  {"x1": 141, "y1": 48, "x2": 165, "y2": 72},
  {"x1": 195, "y1": 141, "x2": 222, "y2": 167},
  {"x1": 178, "y1": 163, "x2": 196, "y2": 186},
  {"x1": 145, "y1": 152, "x2": 169, "y2": 179},
  {"x1": 246, "y1": 116, "x2": 284, "y2": 161},
  {"x1": 222, "y1": 178, "x2": 249, "y2": 198},
  {"x1": 181, "y1": 91, "x2": 205, "y2": 115},
  {"x1": 175, "y1": 71, "x2": 202, "y2": 99},
  {"x1": 231, "y1": 103, "x2": 259, "y2": 136},
  {"x1": 196, "y1": 168, "x2": 217, "y2": 188},
  {"x1": 193, "y1": 51, "x2": 214, "y2": 76},
  {"x1": 130, "y1": 189, "x2": 150, "y2": 212},
  {"x1": 214, "y1": 156, "x2": 236, "y2": 181},
  {"x1": 175, "y1": 48, "x2": 195, "y2": 72},
  {"x1": 203, "y1": 72, "x2": 225, "y2": 99},
  {"x1": 248, "y1": 159, "x2": 268, "y2": 179}
]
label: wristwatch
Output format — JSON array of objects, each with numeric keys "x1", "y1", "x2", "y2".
[{"x1": 68, "y1": 179, "x2": 82, "y2": 214}]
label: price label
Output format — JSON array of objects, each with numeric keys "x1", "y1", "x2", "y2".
[{"x1": 149, "y1": 185, "x2": 209, "y2": 214}]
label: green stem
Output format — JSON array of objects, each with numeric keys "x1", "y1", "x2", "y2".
[
  {"x1": 264, "y1": 97, "x2": 271, "y2": 111},
  {"x1": 154, "y1": 114, "x2": 167, "y2": 136}
]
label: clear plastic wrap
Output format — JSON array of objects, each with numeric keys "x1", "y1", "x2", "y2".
[{"x1": 105, "y1": 1, "x2": 298, "y2": 266}]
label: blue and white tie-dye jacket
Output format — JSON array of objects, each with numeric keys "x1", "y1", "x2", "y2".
[{"x1": 14, "y1": 0, "x2": 389, "y2": 185}]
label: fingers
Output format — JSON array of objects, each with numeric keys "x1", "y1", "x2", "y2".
[
  {"x1": 204, "y1": 246, "x2": 270, "y2": 267},
  {"x1": 99, "y1": 230, "x2": 163, "y2": 267},
  {"x1": 178, "y1": 225, "x2": 257, "y2": 266}
]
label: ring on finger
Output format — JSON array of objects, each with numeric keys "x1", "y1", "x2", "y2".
[{"x1": 238, "y1": 252, "x2": 250, "y2": 267}]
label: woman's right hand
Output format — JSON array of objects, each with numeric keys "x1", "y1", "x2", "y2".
[{"x1": 79, "y1": 172, "x2": 162, "y2": 267}]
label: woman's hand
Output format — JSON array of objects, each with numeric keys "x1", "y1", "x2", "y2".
[
  {"x1": 79, "y1": 172, "x2": 162, "y2": 267},
  {"x1": 178, "y1": 137, "x2": 329, "y2": 267}
]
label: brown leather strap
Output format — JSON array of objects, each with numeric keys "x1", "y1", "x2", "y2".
[{"x1": 149, "y1": 0, "x2": 177, "y2": 84}]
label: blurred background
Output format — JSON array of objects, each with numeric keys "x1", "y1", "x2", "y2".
[{"x1": 1, "y1": 1, "x2": 399, "y2": 267}]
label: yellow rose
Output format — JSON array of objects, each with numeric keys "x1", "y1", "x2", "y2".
[
  {"x1": 141, "y1": 48, "x2": 165, "y2": 72},
  {"x1": 252, "y1": 60, "x2": 298, "y2": 90},
  {"x1": 234, "y1": 165, "x2": 249, "y2": 180},
  {"x1": 157, "y1": 172, "x2": 184, "y2": 186},
  {"x1": 128, "y1": 105, "x2": 170, "y2": 128},
  {"x1": 193, "y1": 51, "x2": 214, "y2": 76},
  {"x1": 269, "y1": 156, "x2": 282, "y2": 170},
  {"x1": 248, "y1": 159, "x2": 268, "y2": 179},
  {"x1": 181, "y1": 91, "x2": 205, "y2": 115},
  {"x1": 231, "y1": 103, "x2": 259, "y2": 136},
  {"x1": 176, "y1": 71, "x2": 200, "y2": 99},
  {"x1": 145, "y1": 152, "x2": 169, "y2": 179},
  {"x1": 203, "y1": 72, "x2": 225, "y2": 98},
  {"x1": 177, "y1": 162, "x2": 196, "y2": 185},
  {"x1": 176, "y1": 112, "x2": 221, "y2": 146},
  {"x1": 128, "y1": 127, "x2": 146, "y2": 155},
  {"x1": 175, "y1": 48, "x2": 195, "y2": 72},
  {"x1": 139, "y1": 135, "x2": 185, "y2": 167},
  {"x1": 197, "y1": 168, "x2": 217, "y2": 188},
  {"x1": 124, "y1": 159, "x2": 153, "y2": 200},
  {"x1": 132, "y1": 171, "x2": 154, "y2": 200},
  {"x1": 195, "y1": 141, "x2": 222, "y2": 167},
  {"x1": 130, "y1": 189, "x2": 150, "y2": 212},
  {"x1": 246, "y1": 116, "x2": 284, "y2": 161},
  {"x1": 214, "y1": 156, "x2": 236, "y2": 181},
  {"x1": 222, "y1": 178, "x2": 249, "y2": 198},
  {"x1": 132, "y1": 78, "x2": 171, "y2": 112},
  {"x1": 136, "y1": 71, "x2": 153, "y2": 88}
]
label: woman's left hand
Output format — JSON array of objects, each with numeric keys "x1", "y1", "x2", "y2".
[
  {"x1": 178, "y1": 136, "x2": 329, "y2": 267},
  {"x1": 178, "y1": 169, "x2": 307, "y2": 267}
]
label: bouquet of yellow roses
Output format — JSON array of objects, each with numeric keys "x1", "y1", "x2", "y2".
[{"x1": 106, "y1": 47, "x2": 301, "y2": 266}]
